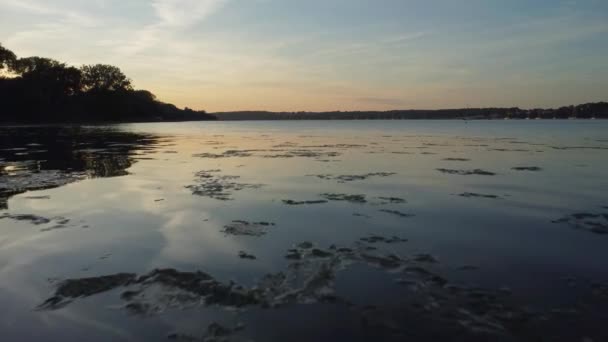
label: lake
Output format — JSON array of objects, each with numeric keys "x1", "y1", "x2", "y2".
[{"x1": 1, "y1": 120, "x2": 607, "y2": 341}]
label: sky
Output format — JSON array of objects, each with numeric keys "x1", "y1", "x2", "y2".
[{"x1": 1, "y1": 0, "x2": 607, "y2": 112}]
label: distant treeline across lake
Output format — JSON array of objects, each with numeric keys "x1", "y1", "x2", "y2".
[
  {"x1": 214, "y1": 102, "x2": 608, "y2": 121},
  {"x1": 0, "y1": 43, "x2": 216, "y2": 123}
]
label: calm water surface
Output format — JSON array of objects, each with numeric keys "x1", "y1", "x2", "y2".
[{"x1": 1, "y1": 121, "x2": 607, "y2": 341}]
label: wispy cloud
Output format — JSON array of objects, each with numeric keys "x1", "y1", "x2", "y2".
[
  {"x1": 0, "y1": 0, "x2": 99, "y2": 27},
  {"x1": 115, "y1": 0, "x2": 230, "y2": 56},
  {"x1": 0, "y1": 0, "x2": 106, "y2": 61},
  {"x1": 151, "y1": 0, "x2": 228, "y2": 27},
  {"x1": 382, "y1": 31, "x2": 430, "y2": 44}
]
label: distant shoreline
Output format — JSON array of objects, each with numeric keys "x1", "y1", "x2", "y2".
[
  {"x1": 1, "y1": 117, "x2": 605, "y2": 126},
  {"x1": 212, "y1": 117, "x2": 606, "y2": 121},
  {"x1": 212, "y1": 103, "x2": 607, "y2": 121}
]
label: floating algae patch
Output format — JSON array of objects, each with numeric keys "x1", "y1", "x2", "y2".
[
  {"x1": 38, "y1": 269, "x2": 259, "y2": 312},
  {"x1": 443, "y1": 158, "x2": 471, "y2": 161},
  {"x1": 458, "y1": 192, "x2": 501, "y2": 199},
  {"x1": 238, "y1": 251, "x2": 257, "y2": 260},
  {"x1": 23, "y1": 195, "x2": 51, "y2": 200},
  {"x1": 300, "y1": 144, "x2": 366, "y2": 149},
  {"x1": 282, "y1": 199, "x2": 329, "y2": 205},
  {"x1": 0, "y1": 213, "x2": 79, "y2": 232},
  {"x1": 203, "y1": 141, "x2": 225, "y2": 145},
  {"x1": 376, "y1": 197, "x2": 407, "y2": 204},
  {"x1": 488, "y1": 148, "x2": 531, "y2": 152},
  {"x1": 507, "y1": 140, "x2": 546, "y2": 146},
  {"x1": 166, "y1": 332, "x2": 199, "y2": 341},
  {"x1": 553, "y1": 211, "x2": 608, "y2": 235},
  {"x1": 464, "y1": 144, "x2": 490, "y2": 147},
  {"x1": 37, "y1": 239, "x2": 608, "y2": 341},
  {"x1": 310, "y1": 172, "x2": 396, "y2": 183},
  {"x1": 262, "y1": 150, "x2": 341, "y2": 159},
  {"x1": 0, "y1": 213, "x2": 52, "y2": 225},
  {"x1": 222, "y1": 220, "x2": 276, "y2": 237},
  {"x1": 192, "y1": 150, "x2": 257, "y2": 158},
  {"x1": 512, "y1": 166, "x2": 543, "y2": 171},
  {"x1": 379, "y1": 209, "x2": 415, "y2": 218},
  {"x1": 0, "y1": 169, "x2": 86, "y2": 209},
  {"x1": 39, "y1": 273, "x2": 137, "y2": 309},
  {"x1": 39, "y1": 240, "x2": 422, "y2": 313},
  {"x1": 412, "y1": 253, "x2": 439, "y2": 263},
  {"x1": 360, "y1": 235, "x2": 408, "y2": 244},
  {"x1": 551, "y1": 146, "x2": 608, "y2": 150},
  {"x1": 186, "y1": 170, "x2": 264, "y2": 201},
  {"x1": 39, "y1": 217, "x2": 77, "y2": 232},
  {"x1": 353, "y1": 213, "x2": 371, "y2": 219},
  {"x1": 437, "y1": 168, "x2": 496, "y2": 176},
  {"x1": 314, "y1": 159, "x2": 340, "y2": 163},
  {"x1": 320, "y1": 193, "x2": 367, "y2": 204}
]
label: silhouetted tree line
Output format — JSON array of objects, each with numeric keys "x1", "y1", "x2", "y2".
[
  {"x1": 215, "y1": 103, "x2": 608, "y2": 121},
  {"x1": 0, "y1": 43, "x2": 216, "y2": 123}
]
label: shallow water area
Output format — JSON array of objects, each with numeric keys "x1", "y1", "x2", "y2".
[{"x1": 1, "y1": 120, "x2": 608, "y2": 341}]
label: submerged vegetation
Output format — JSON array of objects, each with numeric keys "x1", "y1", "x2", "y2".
[{"x1": 0, "y1": 43, "x2": 215, "y2": 123}]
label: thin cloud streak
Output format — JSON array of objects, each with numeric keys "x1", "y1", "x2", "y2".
[
  {"x1": 0, "y1": 0, "x2": 99, "y2": 27},
  {"x1": 117, "y1": 0, "x2": 230, "y2": 56},
  {"x1": 151, "y1": 0, "x2": 229, "y2": 27}
]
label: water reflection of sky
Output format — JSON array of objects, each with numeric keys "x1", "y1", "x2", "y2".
[{"x1": 1, "y1": 121, "x2": 608, "y2": 341}]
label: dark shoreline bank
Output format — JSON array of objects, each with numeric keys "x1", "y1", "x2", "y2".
[
  {"x1": 213, "y1": 102, "x2": 608, "y2": 121},
  {"x1": 0, "y1": 117, "x2": 216, "y2": 126}
]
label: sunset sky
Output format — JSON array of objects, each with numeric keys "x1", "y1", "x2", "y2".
[{"x1": 1, "y1": 0, "x2": 607, "y2": 112}]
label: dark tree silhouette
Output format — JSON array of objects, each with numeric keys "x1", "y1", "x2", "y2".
[
  {"x1": 16, "y1": 57, "x2": 83, "y2": 96},
  {"x1": 14, "y1": 57, "x2": 64, "y2": 74},
  {"x1": 81, "y1": 64, "x2": 132, "y2": 92},
  {"x1": 0, "y1": 43, "x2": 16, "y2": 71},
  {"x1": 0, "y1": 44, "x2": 215, "y2": 123}
]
